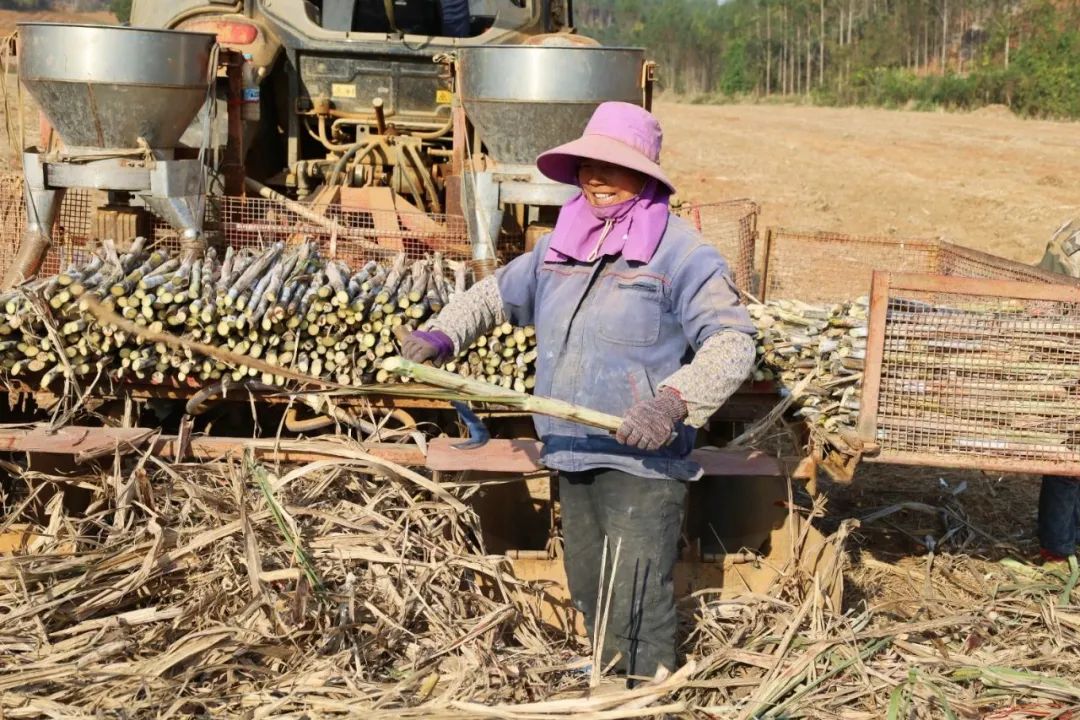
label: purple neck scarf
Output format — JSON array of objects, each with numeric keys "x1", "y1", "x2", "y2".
[{"x1": 544, "y1": 180, "x2": 671, "y2": 264}]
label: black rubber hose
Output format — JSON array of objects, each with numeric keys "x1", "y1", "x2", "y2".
[
  {"x1": 327, "y1": 142, "x2": 377, "y2": 187},
  {"x1": 185, "y1": 379, "x2": 278, "y2": 416}
]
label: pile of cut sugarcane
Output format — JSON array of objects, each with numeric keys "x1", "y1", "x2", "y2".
[
  {"x1": 748, "y1": 297, "x2": 868, "y2": 432},
  {"x1": 0, "y1": 238, "x2": 537, "y2": 391}
]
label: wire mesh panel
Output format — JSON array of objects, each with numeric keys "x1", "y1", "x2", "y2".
[
  {"x1": 0, "y1": 172, "x2": 95, "y2": 279},
  {"x1": 761, "y1": 229, "x2": 1078, "y2": 303},
  {"x1": 0, "y1": 173, "x2": 761, "y2": 287},
  {"x1": 938, "y1": 242, "x2": 1073, "y2": 285},
  {"x1": 0, "y1": 172, "x2": 478, "y2": 280},
  {"x1": 859, "y1": 272, "x2": 1080, "y2": 475},
  {"x1": 43, "y1": 189, "x2": 95, "y2": 276},
  {"x1": 762, "y1": 229, "x2": 941, "y2": 302},
  {"x1": 678, "y1": 199, "x2": 758, "y2": 294},
  {"x1": 0, "y1": 174, "x2": 23, "y2": 275},
  {"x1": 152, "y1": 194, "x2": 475, "y2": 267}
]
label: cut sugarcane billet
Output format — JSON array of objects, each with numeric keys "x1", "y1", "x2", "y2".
[{"x1": 381, "y1": 356, "x2": 622, "y2": 432}]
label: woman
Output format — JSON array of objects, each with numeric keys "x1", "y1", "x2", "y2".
[{"x1": 402, "y1": 101, "x2": 757, "y2": 682}]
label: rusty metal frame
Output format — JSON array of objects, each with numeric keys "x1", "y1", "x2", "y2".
[
  {"x1": 221, "y1": 49, "x2": 247, "y2": 197},
  {"x1": 0, "y1": 424, "x2": 782, "y2": 479},
  {"x1": 859, "y1": 271, "x2": 1080, "y2": 476},
  {"x1": 0, "y1": 423, "x2": 429, "y2": 466}
]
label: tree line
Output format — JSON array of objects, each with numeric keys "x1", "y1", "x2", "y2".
[{"x1": 575, "y1": 0, "x2": 1080, "y2": 118}]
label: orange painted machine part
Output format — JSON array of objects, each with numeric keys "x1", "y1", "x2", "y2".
[{"x1": 38, "y1": 111, "x2": 53, "y2": 151}]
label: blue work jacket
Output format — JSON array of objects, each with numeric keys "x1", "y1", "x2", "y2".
[{"x1": 496, "y1": 215, "x2": 755, "y2": 481}]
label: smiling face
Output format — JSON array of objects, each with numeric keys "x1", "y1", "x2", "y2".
[{"x1": 577, "y1": 159, "x2": 647, "y2": 208}]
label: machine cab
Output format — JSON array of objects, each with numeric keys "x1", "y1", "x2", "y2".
[{"x1": 132, "y1": 0, "x2": 568, "y2": 46}]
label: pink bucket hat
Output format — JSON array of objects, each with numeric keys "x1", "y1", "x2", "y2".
[{"x1": 536, "y1": 101, "x2": 676, "y2": 194}]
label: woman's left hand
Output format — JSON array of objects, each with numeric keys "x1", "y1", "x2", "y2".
[{"x1": 615, "y1": 389, "x2": 689, "y2": 451}]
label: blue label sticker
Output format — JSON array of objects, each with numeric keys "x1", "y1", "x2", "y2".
[{"x1": 243, "y1": 88, "x2": 260, "y2": 102}]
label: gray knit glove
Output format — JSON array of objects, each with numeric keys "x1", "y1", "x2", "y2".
[{"x1": 615, "y1": 388, "x2": 689, "y2": 452}]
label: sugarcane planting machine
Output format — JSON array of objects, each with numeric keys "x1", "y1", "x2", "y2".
[{"x1": 0, "y1": 15, "x2": 819, "y2": 624}]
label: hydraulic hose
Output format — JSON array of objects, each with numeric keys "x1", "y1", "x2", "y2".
[{"x1": 327, "y1": 141, "x2": 379, "y2": 187}]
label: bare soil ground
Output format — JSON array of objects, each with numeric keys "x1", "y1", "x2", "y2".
[
  {"x1": 0, "y1": 8, "x2": 115, "y2": 37},
  {"x1": 657, "y1": 100, "x2": 1080, "y2": 264}
]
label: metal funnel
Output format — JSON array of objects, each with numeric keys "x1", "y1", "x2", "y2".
[
  {"x1": 18, "y1": 23, "x2": 216, "y2": 150},
  {"x1": 456, "y1": 46, "x2": 646, "y2": 165}
]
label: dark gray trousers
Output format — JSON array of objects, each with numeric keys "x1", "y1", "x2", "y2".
[
  {"x1": 558, "y1": 468, "x2": 687, "y2": 679},
  {"x1": 1040, "y1": 475, "x2": 1080, "y2": 557}
]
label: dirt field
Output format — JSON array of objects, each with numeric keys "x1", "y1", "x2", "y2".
[
  {"x1": 658, "y1": 101, "x2": 1080, "y2": 264},
  {"x1": 0, "y1": 8, "x2": 116, "y2": 37}
]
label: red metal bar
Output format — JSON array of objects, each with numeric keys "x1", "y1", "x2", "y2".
[
  {"x1": 0, "y1": 424, "x2": 429, "y2": 466},
  {"x1": 864, "y1": 450, "x2": 1080, "y2": 477},
  {"x1": 759, "y1": 226, "x2": 775, "y2": 301},
  {"x1": 222, "y1": 49, "x2": 246, "y2": 197},
  {"x1": 857, "y1": 270, "x2": 890, "y2": 445}
]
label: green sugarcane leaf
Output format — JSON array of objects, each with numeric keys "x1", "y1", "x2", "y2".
[
  {"x1": 915, "y1": 671, "x2": 958, "y2": 720},
  {"x1": 886, "y1": 683, "x2": 907, "y2": 720},
  {"x1": 249, "y1": 454, "x2": 326, "y2": 599}
]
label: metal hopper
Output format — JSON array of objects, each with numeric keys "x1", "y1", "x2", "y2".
[
  {"x1": 456, "y1": 45, "x2": 647, "y2": 166},
  {"x1": 18, "y1": 22, "x2": 216, "y2": 151},
  {"x1": 5, "y1": 23, "x2": 217, "y2": 289}
]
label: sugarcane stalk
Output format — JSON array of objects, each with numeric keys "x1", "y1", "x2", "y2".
[
  {"x1": 382, "y1": 357, "x2": 620, "y2": 431},
  {"x1": 218, "y1": 246, "x2": 236, "y2": 288},
  {"x1": 325, "y1": 259, "x2": 348, "y2": 299},
  {"x1": 407, "y1": 259, "x2": 429, "y2": 302},
  {"x1": 448, "y1": 259, "x2": 467, "y2": 297},
  {"x1": 382, "y1": 253, "x2": 408, "y2": 300},
  {"x1": 246, "y1": 261, "x2": 279, "y2": 319}
]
